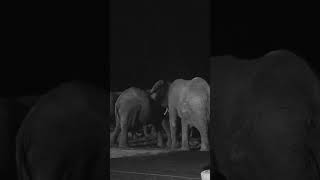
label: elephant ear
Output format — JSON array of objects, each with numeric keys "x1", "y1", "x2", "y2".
[
  {"x1": 150, "y1": 80, "x2": 170, "y2": 107},
  {"x1": 150, "y1": 80, "x2": 164, "y2": 94}
]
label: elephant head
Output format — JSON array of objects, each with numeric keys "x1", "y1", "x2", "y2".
[{"x1": 149, "y1": 80, "x2": 171, "y2": 108}]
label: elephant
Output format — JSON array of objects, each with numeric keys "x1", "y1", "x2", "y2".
[
  {"x1": 209, "y1": 50, "x2": 320, "y2": 180},
  {"x1": 150, "y1": 77, "x2": 210, "y2": 151},
  {"x1": 16, "y1": 81, "x2": 107, "y2": 180},
  {"x1": 109, "y1": 91, "x2": 122, "y2": 130},
  {"x1": 0, "y1": 98, "x2": 30, "y2": 180},
  {"x1": 110, "y1": 87, "x2": 169, "y2": 148},
  {"x1": 110, "y1": 90, "x2": 157, "y2": 137},
  {"x1": 110, "y1": 90, "x2": 157, "y2": 143}
]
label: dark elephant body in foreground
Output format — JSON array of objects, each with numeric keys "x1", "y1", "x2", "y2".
[
  {"x1": 111, "y1": 87, "x2": 168, "y2": 148},
  {"x1": 151, "y1": 77, "x2": 210, "y2": 151},
  {"x1": 110, "y1": 92, "x2": 121, "y2": 119},
  {"x1": 16, "y1": 81, "x2": 108, "y2": 180},
  {"x1": 0, "y1": 98, "x2": 30, "y2": 180},
  {"x1": 109, "y1": 91, "x2": 122, "y2": 131},
  {"x1": 210, "y1": 50, "x2": 320, "y2": 180}
]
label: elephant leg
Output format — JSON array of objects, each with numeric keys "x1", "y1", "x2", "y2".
[
  {"x1": 151, "y1": 125, "x2": 157, "y2": 137},
  {"x1": 132, "y1": 131, "x2": 138, "y2": 140},
  {"x1": 128, "y1": 131, "x2": 132, "y2": 139},
  {"x1": 198, "y1": 121, "x2": 209, "y2": 151},
  {"x1": 199, "y1": 130, "x2": 209, "y2": 151},
  {"x1": 190, "y1": 126, "x2": 193, "y2": 138},
  {"x1": 143, "y1": 125, "x2": 149, "y2": 137},
  {"x1": 117, "y1": 133, "x2": 121, "y2": 142},
  {"x1": 110, "y1": 121, "x2": 121, "y2": 146},
  {"x1": 169, "y1": 108, "x2": 179, "y2": 149},
  {"x1": 156, "y1": 126, "x2": 165, "y2": 148},
  {"x1": 161, "y1": 119, "x2": 171, "y2": 147},
  {"x1": 119, "y1": 120, "x2": 129, "y2": 148},
  {"x1": 181, "y1": 120, "x2": 190, "y2": 151}
]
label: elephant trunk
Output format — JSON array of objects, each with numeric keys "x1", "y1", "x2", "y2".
[{"x1": 164, "y1": 108, "x2": 168, "y2": 116}]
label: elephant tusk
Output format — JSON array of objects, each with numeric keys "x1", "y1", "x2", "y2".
[{"x1": 164, "y1": 108, "x2": 168, "y2": 115}]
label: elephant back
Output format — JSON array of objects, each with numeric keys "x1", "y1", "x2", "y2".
[
  {"x1": 115, "y1": 87, "x2": 151, "y2": 124},
  {"x1": 169, "y1": 78, "x2": 209, "y2": 103},
  {"x1": 190, "y1": 77, "x2": 210, "y2": 93},
  {"x1": 189, "y1": 77, "x2": 210, "y2": 121},
  {"x1": 168, "y1": 79, "x2": 187, "y2": 98}
]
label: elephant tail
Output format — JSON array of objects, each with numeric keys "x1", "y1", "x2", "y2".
[{"x1": 16, "y1": 130, "x2": 31, "y2": 180}]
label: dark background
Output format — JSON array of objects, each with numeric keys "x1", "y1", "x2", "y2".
[
  {"x1": 3, "y1": 1, "x2": 319, "y2": 95},
  {"x1": 3, "y1": 1, "x2": 107, "y2": 97},
  {"x1": 109, "y1": 0, "x2": 210, "y2": 91},
  {"x1": 213, "y1": 1, "x2": 319, "y2": 73},
  {"x1": 110, "y1": 0, "x2": 320, "y2": 91}
]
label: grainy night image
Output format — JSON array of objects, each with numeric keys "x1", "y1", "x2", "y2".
[
  {"x1": 109, "y1": 0, "x2": 210, "y2": 179},
  {"x1": 209, "y1": 2, "x2": 320, "y2": 180},
  {"x1": 2, "y1": 1, "x2": 107, "y2": 179},
  {"x1": 2, "y1": 0, "x2": 320, "y2": 179}
]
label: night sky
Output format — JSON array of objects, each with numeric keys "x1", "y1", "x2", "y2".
[
  {"x1": 213, "y1": 1, "x2": 320, "y2": 73},
  {"x1": 3, "y1": 1, "x2": 320, "y2": 96},
  {"x1": 109, "y1": 0, "x2": 210, "y2": 91},
  {"x1": 3, "y1": 1, "x2": 106, "y2": 97}
]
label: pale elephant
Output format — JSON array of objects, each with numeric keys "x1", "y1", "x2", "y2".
[
  {"x1": 150, "y1": 77, "x2": 210, "y2": 151},
  {"x1": 110, "y1": 87, "x2": 169, "y2": 148}
]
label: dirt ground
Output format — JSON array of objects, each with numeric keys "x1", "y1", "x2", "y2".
[
  {"x1": 110, "y1": 134, "x2": 201, "y2": 159},
  {"x1": 110, "y1": 147, "x2": 171, "y2": 159}
]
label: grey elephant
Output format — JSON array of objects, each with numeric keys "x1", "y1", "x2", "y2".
[
  {"x1": 110, "y1": 87, "x2": 169, "y2": 148},
  {"x1": 109, "y1": 91, "x2": 122, "y2": 129},
  {"x1": 110, "y1": 90, "x2": 157, "y2": 142},
  {"x1": 150, "y1": 77, "x2": 210, "y2": 151},
  {"x1": 110, "y1": 90, "x2": 157, "y2": 137},
  {"x1": 209, "y1": 50, "x2": 320, "y2": 180},
  {"x1": 16, "y1": 81, "x2": 107, "y2": 180},
  {"x1": 0, "y1": 98, "x2": 30, "y2": 180}
]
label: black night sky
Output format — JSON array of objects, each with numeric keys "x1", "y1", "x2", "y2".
[
  {"x1": 3, "y1": 1, "x2": 107, "y2": 97},
  {"x1": 109, "y1": 0, "x2": 210, "y2": 91},
  {"x1": 111, "y1": 0, "x2": 320, "y2": 91},
  {"x1": 212, "y1": 1, "x2": 319, "y2": 73},
  {"x1": 3, "y1": 1, "x2": 320, "y2": 96}
]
